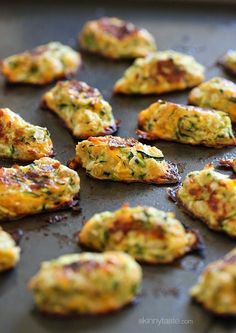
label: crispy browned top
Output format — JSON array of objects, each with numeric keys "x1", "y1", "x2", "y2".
[
  {"x1": 109, "y1": 219, "x2": 166, "y2": 239},
  {"x1": 88, "y1": 135, "x2": 138, "y2": 148},
  {"x1": 0, "y1": 109, "x2": 22, "y2": 143},
  {"x1": 63, "y1": 258, "x2": 117, "y2": 272},
  {"x1": 64, "y1": 80, "x2": 100, "y2": 98},
  {"x1": 0, "y1": 161, "x2": 60, "y2": 189},
  {"x1": 155, "y1": 59, "x2": 186, "y2": 82},
  {"x1": 151, "y1": 100, "x2": 217, "y2": 114},
  {"x1": 99, "y1": 17, "x2": 138, "y2": 40}
]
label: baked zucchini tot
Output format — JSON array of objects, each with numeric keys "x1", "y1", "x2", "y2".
[
  {"x1": 190, "y1": 248, "x2": 236, "y2": 316},
  {"x1": 0, "y1": 227, "x2": 20, "y2": 272},
  {"x1": 1, "y1": 42, "x2": 81, "y2": 85},
  {"x1": 220, "y1": 50, "x2": 236, "y2": 76},
  {"x1": 113, "y1": 50, "x2": 204, "y2": 94},
  {"x1": 173, "y1": 164, "x2": 236, "y2": 237},
  {"x1": 79, "y1": 17, "x2": 156, "y2": 59},
  {"x1": 0, "y1": 157, "x2": 80, "y2": 221},
  {"x1": 28, "y1": 251, "x2": 142, "y2": 315},
  {"x1": 78, "y1": 204, "x2": 200, "y2": 264},
  {"x1": 68, "y1": 136, "x2": 180, "y2": 184},
  {"x1": 42, "y1": 80, "x2": 117, "y2": 138},
  {"x1": 220, "y1": 157, "x2": 236, "y2": 173},
  {"x1": 137, "y1": 100, "x2": 236, "y2": 147},
  {"x1": 0, "y1": 108, "x2": 53, "y2": 161},
  {"x1": 189, "y1": 77, "x2": 236, "y2": 122}
]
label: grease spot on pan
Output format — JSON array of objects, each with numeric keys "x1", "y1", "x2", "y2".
[
  {"x1": 152, "y1": 286, "x2": 180, "y2": 299},
  {"x1": 180, "y1": 257, "x2": 204, "y2": 272},
  {"x1": 9, "y1": 229, "x2": 24, "y2": 245},
  {"x1": 51, "y1": 232, "x2": 73, "y2": 248},
  {"x1": 46, "y1": 214, "x2": 68, "y2": 225},
  {"x1": 177, "y1": 162, "x2": 187, "y2": 174}
]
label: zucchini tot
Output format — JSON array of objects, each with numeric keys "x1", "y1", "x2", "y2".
[
  {"x1": 68, "y1": 135, "x2": 180, "y2": 184},
  {"x1": 137, "y1": 100, "x2": 236, "y2": 147}
]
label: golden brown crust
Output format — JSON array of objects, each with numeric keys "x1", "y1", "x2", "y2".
[
  {"x1": 35, "y1": 298, "x2": 137, "y2": 317},
  {"x1": 0, "y1": 108, "x2": 54, "y2": 161},
  {"x1": 1, "y1": 43, "x2": 82, "y2": 85},
  {"x1": 113, "y1": 51, "x2": 204, "y2": 94},
  {"x1": 78, "y1": 229, "x2": 203, "y2": 265},
  {"x1": 137, "y1": 100, "x2": 236, "y2": 147},
  {"x1": 0, "y1": 150, "x2": 55, "y2": 163},
  {"x1": 58, "y1": 80, "x2": 99, "y2": 97},
  {"x1": 98, "y1": 18, "x2": 138, "y2": 40},
  {"x1": 28, "y1": 251, "x2": 142, "y2": 315},
  {"x1": 79, "y1": 17, "x2": 156, "y2": 60},
  {"x1": 85, "y1": 165, "x2": 180, "y2": 185},
  {"x1": 0, "y1": 158, "x2": 80, "y2": 221},
  {"x1": 168, "y1": 186, "x2": 236, "y2": 239},
  {"x1": 41, "y1": 98, "x2": 119, "y2": 139},
  {"x1": 68, "y1": 151, "x2": 180, "y2": 185},
  {"x1": 3, "y1": 70, "x2": 79, "y2": 87},
  {"x1": 86, "y1": 136, "x2": 138, "y2": 148},
  {"x1": 191, "y1": 297, "x2": 236, "y2": 318},
  {"x1": 69, "y1": 135, "x2": 180, "y2": 184},
  {"x1": 137, "y1": 129, "x2": 235, "y2": 148},
  {"x1": 0, "y1": 195, "x2": 80, "y2": 223}
]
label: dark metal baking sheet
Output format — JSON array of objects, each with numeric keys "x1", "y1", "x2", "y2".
[{"x1": 0, "y1": 1, "x2": 236, "y2": 333}]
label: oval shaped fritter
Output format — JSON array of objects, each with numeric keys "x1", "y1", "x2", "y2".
[
  {"x1": 0, "y1": 108, "x2": 53, "y2": 161},
  {"x1": 113, "y1": 50, "x2": 205, "y2": 94},
  {"x1": 189, "y1": 77, "x2": 236, "y2": 122},
  {"x1": 78, "y1": 204, "x2": 200, "y2": 264},
  {"x1": 220, "y1": 50, "x2": 236, "y2": 76},
  {"x1": 0, "y1": 42, "x2": 81, "y2": 85},
  {"x1": 0, "y1": 157, "x2": 80, "y2": 221},
  {"x1": 0, "y1": 227, "x2": 20, "y2": 272},
  {"x1": 28, "y1": 251, "x2": 142, "y2": 315},
  {"x1": 79, "y1": 17, "x2": 156, "y2": 59},
  {"x1": 174, "y1": 164, "x2": 236, "y2": 237},
  {"x1": 190, "y1": 248, "x2": 236, "y2": 316},
  {"x1": 137, "y1": 100, "x2": 236, "y2": 147},
  {"x1": 68, "y1": 135, "x2": 180, "y2": 184},
  {"x1": 42, "y1": 80, "x2": 117, "y2": 138}
]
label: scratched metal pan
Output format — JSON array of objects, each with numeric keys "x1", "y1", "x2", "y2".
[{"x1": 0, "y1": 1, "x2": 236, "y2": 333}]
